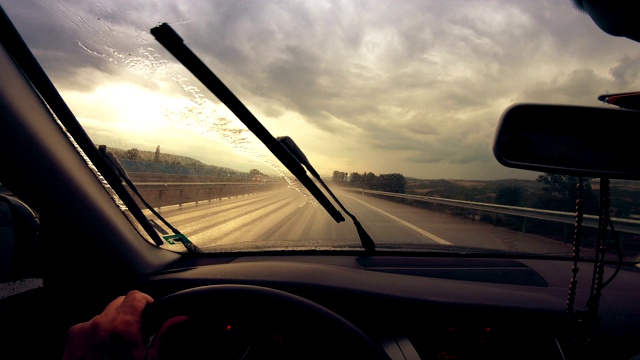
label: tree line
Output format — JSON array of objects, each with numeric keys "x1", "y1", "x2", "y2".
[
  {"x1": 494, "y1": 174, "x2": 595, "y2": 211},
  {"x1": 492, "y1": 174, "x2": 630, "y2": 217},
  {"x1": 104, "y1": 145, "x2": 270, "y2": 181},
  {"x1": 332, "y1": 171, "x2": 406, "y2": 194}
]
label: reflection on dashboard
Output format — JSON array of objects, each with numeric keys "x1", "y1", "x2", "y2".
[
  {"x1": 154, "y1": 319, "x2": 251, "y2": 360},
  {"x1": 152, "y1": 317, "x2": 565, "y2": 360},
  {"x1": 406, "y1": 322, "x2": 563, "y2": 360},
  {"x1": 153, "y1": 317, "x2": 340, "y2": 360}
]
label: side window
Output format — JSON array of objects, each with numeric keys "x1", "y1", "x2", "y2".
[{"x1": 0, "y1": 184, "x2": 43, "y2": 299}]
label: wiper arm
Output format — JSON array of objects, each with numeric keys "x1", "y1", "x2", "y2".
[
  {"x1": 98, "y1": 146, "x2": 202, "y2": 253},
  {"x1": 278, "y1": 136, "x2": 375, "y2": 252},
  {"x1": 151, "y1": 23, "x2": 345, "y2": 224},
  {"x1": 0, "y1": 6, "x2": 167, "y2": 248}
]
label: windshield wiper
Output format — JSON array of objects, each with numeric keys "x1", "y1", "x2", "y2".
[
  {"x1": 98, "y1": 145, "x2": 202, "y2": 253},
  {"x1": 277, "y1": 136, "x2": 375, "y2": 252},
  {"x1": 150, "y1": 23, "x2": 346, "y2": 225},
  {"x1": 0, "y1": 7, "x2": 170, "y2": 248}
]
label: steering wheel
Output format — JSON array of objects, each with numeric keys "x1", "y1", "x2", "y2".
[{"x1": 143, "y1": 284, "x2": 391, "y2": 360}]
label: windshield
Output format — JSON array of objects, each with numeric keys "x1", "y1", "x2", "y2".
[{"x1": 3, "y1": 0, "x2": 640, "y2": 261}]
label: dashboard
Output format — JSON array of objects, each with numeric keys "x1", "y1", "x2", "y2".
[{"x1": 138, "y1": 255, "x2": 640, "y2": 359}]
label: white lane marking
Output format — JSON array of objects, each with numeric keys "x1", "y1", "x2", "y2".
[{"x1": 344, "y1": 194, "x2": 453, "y2": 245}]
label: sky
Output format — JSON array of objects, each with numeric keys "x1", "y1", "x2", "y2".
[{"x1": 3, "y1": 0, "x2": 640, "y2": 180}]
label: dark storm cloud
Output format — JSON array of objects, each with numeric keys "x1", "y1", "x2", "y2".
[
  {"x1": 2, "y1": 0, "x2": 94, "y2": 81},
  {"x1": 519, "y1": 68, "x2": 611, "y2": 105},
  {"x1": 610, "y1": 54, "x2": 640, "y2": 88},
  {"x1": 2, "y1": 0, "x2": 637, "y2": 177},
  {"x1": 518, "y1": 57, "x2": 640, "y2": 106},
  {"x1": 170, "y1": 0, "x2": 633, "y2": 166},
  {"x1": 2, "y1": 0, "x2": 189, "y2": 91}
]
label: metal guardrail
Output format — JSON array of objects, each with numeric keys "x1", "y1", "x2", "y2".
[
  {"x1": 135, "y1": 181, "x2": 285, "y2": 207},
  {"x1": 346, "y1": 188, "x2": 640, "y2": 236}
]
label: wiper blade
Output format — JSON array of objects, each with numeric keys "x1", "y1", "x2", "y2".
[
  {"x1": 278, "y1": 136, "x2": 375, "y2": 252},
  {"x1": 98, "y1": 145, "x2": 202, "y2": 253},
  {"x1": 151, "y1": 23, "x2": 345, "y2": 224}
]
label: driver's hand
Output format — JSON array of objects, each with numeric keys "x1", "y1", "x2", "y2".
[{"x1": 63, "y1": 290, "x2": 153, "y2": 360}]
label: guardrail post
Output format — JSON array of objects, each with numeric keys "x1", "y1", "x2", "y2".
[{"x1": 522, "y1": 217, "x2": 527, "y2": 233}]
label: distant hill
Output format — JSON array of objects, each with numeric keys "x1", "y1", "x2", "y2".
[
  {"x1": 105, "y1": 146, "x2": 208, "y2": 167},
  {"x1": 99, "y1": 145, "x2": 250, "y2": 182}
]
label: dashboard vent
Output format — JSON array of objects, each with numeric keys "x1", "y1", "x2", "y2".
[{"x1": 359, "y1": 257, "x2": 548, "y2": 287}]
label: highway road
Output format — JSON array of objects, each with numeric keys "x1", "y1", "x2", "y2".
[{"x1": 150, "y1": 187, "x2": 575, "y2": 256}]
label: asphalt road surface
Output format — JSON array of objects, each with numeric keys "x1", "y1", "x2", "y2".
[{"x1": 151, "y1": 187, "x2": 574, "y2": 255}]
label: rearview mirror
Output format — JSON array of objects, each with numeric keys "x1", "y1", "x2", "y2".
[{"x1": 493, "y1": 103, "x2": 640, "y2": 180}]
